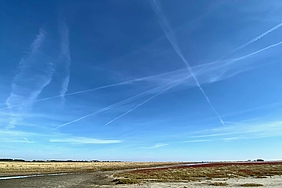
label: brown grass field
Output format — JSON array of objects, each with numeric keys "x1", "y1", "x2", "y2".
[{"x1": 0, "y1": 161, "x2": 181, "y2": 177}]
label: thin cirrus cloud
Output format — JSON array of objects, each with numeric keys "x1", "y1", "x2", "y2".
[
  {"x1": 50, "y1": 137, "x2": 122, "y2": 144},
  {"x1": 184, "y1": 121, "x2": 282, "y2": 143},
  {"x1": 143, "y1": 143, "x2": 169, "y2": 149},
  {"x1": 185, "y1": 140, "x2": 210, "y2": 143},
  {"x1": 0, "y1": 127, "x2": 121, "y2": 145},
  {"x1": 189, "y1": 121, "x2": 282, "y2": 141}
]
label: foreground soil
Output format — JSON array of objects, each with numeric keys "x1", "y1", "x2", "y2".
[
  {"x1": 115, "y1": 176, "x2": 282, "y2": 188},
  {"x1": 1, "y1": 161, "x2": 282, "y2": 188},
  {"x1": 1, "y1": 172, "x2": 282, "y2": 188}
]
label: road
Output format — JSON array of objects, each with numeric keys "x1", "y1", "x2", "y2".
[{"x1": 0, "y1": 172, "x2": 115, "y2": 188}]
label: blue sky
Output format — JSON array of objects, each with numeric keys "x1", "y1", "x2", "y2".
[{"x1": 1, "y1": 0, "x2": 282, "y2": 162}]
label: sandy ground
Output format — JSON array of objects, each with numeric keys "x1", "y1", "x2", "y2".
[
  {"x1": 113, "y1": 176, "x2": 282, "y2": 188},
  {"x1": 0, "y1": 172, "x2": 282, "y2": 188}
]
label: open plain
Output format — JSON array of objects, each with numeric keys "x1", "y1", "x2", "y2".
[{"x1": 0, "y1": 161, "x2": 282, "y2": 187}]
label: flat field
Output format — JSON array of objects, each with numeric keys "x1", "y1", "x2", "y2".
[
  {"x1": 0, "y1": 161, "x2": 180, "y2": 176},
  {"x1": 1, "y1": 161, "x2": 282, "y2": 187}
]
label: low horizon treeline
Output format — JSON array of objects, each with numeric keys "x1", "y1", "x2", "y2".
[{"x1": 0, "y1": 158, "x2": 122, "y2": 162}]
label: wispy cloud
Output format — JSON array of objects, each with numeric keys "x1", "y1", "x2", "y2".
[
  {"x1": 185, "y1": 140, "x2": 210, "y2": 143},
  {"x1": 0, "y1": 128, "x2": 44, "y2": 144},
  {"x1": 5, "y1": 28, "x2": 54, "y2": 129},
  {"x1": 190, "y1": 121, "x2": 282, "y2": 140},
  {"x1": 222, "y1": 137, "x2": 240, "y2": 141},
  {"x1": 0, "y1": 128, "x2": 121, "y2": 145},
  {"x1": 144, "y1": 143, "x2": 169, "y2": 149},
  {"x1": 50, "y1": 137, "x2": 122, "y2": 144}
]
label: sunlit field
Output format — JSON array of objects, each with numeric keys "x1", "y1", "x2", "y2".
[{"x1": 0, "y1": 161, "x2": 181, "y2": 176}]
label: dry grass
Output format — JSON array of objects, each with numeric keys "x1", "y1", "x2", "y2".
[
  {"x1": 113, "y1": 178, "x2": 141, "y2": 184},
  {"x1": 0, "y1": 161, "x2": 180, "y2": 176},
  {"x1": 114, "y1": 162, "x2": 282, "y2": 184},
  {"x1": 208, "y1": 181, "x2": 229, "y2": 186},
  {"x1": 240, "y1": 183, "x2": 264, "y2": 187}
]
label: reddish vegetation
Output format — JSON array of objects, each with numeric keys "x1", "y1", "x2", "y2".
[{"x1": 131, "y1": 161, "x2": 282, "y2": 174}]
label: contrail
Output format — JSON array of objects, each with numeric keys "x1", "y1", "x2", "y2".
[
  {"x1": 105, "y1": 77, "x2": 188, "y2": 126},
  {"x1": 57, "y1": 18, "x2": 71, "y2": 103},
  {"x1": 2, "y1": 37, "x2": 282, "y2": 113},
  {"x1": 216, "y1": 22, "x2": 282, "y2": 61},
  {"x1": 193, "y1": 39, "x2": 282, "y2": 83},
  {"x1": 5, "y1": 28, "x2": 55, "y2": 129},
  {"x1": 151, "y1": 0, "x2": 225, "y2": 126},
  {"x1": 53, "y1": 38, "x2": 282, "y2": 129},
  {"x1": 54, "y1": 76, "x2": 190, "y2": 129},
  {"x1": 231, "y1": 40, "x2": 282, "y2": 62},
  {"x1": 0, "y1": 68, "x2": 184, "y2": 111}
]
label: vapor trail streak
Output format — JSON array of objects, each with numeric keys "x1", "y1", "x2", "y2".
[
  {"x1": 0, "y1": 69, "x2": 183, "y2": 111},
  {"x1": 105, "y1": 77, "x2": 187, "y2": 126},
  {"x1": 151, "y1": 0, "x2": 225, "y2": 126},
  {"x1": 2, "y1": 38, "x2": 282, "y2": 113},
  {"x1": 5, "y1": 28, "x2": 55, "y2": 128},
  {"x1": 216, "y1": 22, "x2": 282, "y2": 61},
  {"x1": 54, "y1": 76, "x2": 190, "y2": 129},
  {"x1": 57, "y1": 18, "x2": 71, "y2": 102},
  {"x1": 231, "y1": 40, "x2": 282, "y2": 62}
]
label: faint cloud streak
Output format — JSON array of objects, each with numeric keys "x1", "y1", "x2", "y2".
[
  {"x1": 5, "y1": 29, "x2": 54, "y2": 129},
  {"x1": 50, "y1": 137, "x2": 122, "y2": 144}
]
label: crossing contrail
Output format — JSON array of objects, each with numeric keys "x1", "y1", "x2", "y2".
[
  {"x1": 2, "y1": 37, "x2": 282, "y2": 114},
  {"x1": 151, "y1": 0, "x2": 225, "y2": 126},
  {"x1": 105, "y1": 77, "x2": 188, "y2": 126},
  {"x1": 54, "y1": 76, "x2": 190, "y2": 129}
]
